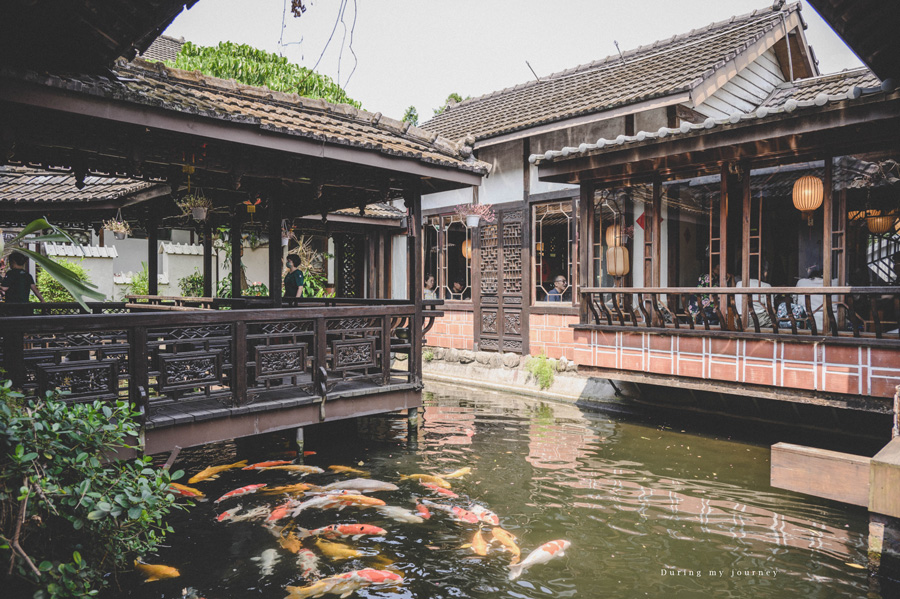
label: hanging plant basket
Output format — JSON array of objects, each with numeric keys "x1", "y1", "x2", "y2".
[
  {"x1": 102, "y1": 217, "x2": 130, "y2": 240},
  {"x1": 177, "y1": 191, "x2": 213, "y2": 221},
  {"x1": 465, "y1": 214, "x2": 481, "y2": 228},
  {"x1": 192, "y1": 207, "x2": 208, "y2": 221},
  {"x1": 456, "y1": 203, "x2": 496, "y2": 227}
]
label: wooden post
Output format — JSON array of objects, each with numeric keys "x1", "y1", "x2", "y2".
[
  {"x1": 719, "y1": 163, "x2": 730, "y2": 328},
  {"x1": 406, "y1": 184, "x2": 423, "y2": 386},
  {"x1": 822, "y1": 156, "x2": 833, "y2": 334},
  {"x1": 268, "y1": 193, "x2": 283, "y2": 307},
  {"x1": 578, "y1": 183, "x2": 594, "y2": 324},
  {"x1": 231, "y1": 209, "x2": 243, "y2": 299},
  {"x1": 202, "y1": 219, "x2": 213, "y2": 298},
  {"x1": 741, "y1": 162, "x2": 751, "y2": 326},
  {"x1": 651, "y1": 177, "x2": 661, "y2": 287},
  {"x1": 367, "y1": 231, "x2": 377, "y2": 299},
  {"x1": 147, "y1": 212, "x2": 159, "y2": 296}
]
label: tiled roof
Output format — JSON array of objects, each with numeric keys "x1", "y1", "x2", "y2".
[
  {"x1": 0, "y1": 166, "x2": 160, "y2": 204},
  {"x1": 333, "y1": 202, "x2": 405, "y2": 220},
  {"x1": 762, "y1": 67, "x2": 881, "y2": 107},
  {"x1": 531, "y1": 72, "x2": 895, "y2": 165},
  {"x1": 424, "y1": 3, "x2": 802, "y2": 142},
  {"x1": 138, "y1": 35, "x2": 184, "y2": 64},
  {"x1": 45, "y1": 243, "x2": 118, "y2": 259},
  {"x1": 6, "y1": 59, "x2": 490, "y2": 177}
]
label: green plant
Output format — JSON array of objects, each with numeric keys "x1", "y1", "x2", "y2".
[
  {"x1": 422, "y1": 348, "x2": 434, "y2": 362},
  {"x1": 176, "y1": 192, "x2": 212, "y2": 213},
  {"x1": 178, "y1": 269, "x2": 204, "y2": 297},
  {"x1": 120, "y1": 263, "x2": 150, "y2": 299},
  {"x1": 168, "y1": 41, "x2": 361, "y2": 108},
  {"x1": 101, "y1": 219, "x2": 130, "y2": 235},
  {"x1": 0, "y1": 380, "x2": 185, "y2": 598},
  {"x1": 302, "y1": 271, "x2": 334, "y2": 298},
  {"x1": 244, "y1": 281, "x2": 269, "y2": 297},
  {"x1": 402, "y1": 105, "x2": 419, "y2": 126},
  {"x1": 526, "y1": 353, "x2": 555, "y2": 390},
  {"x1": 216, "y1": 277, "x2": 231, "y2": 298},
  {"x1": 36, "y1": 260, "x2": 92, "y2": 303}
]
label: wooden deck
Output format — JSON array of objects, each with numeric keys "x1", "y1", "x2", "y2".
[{"x1": 0, "y1": 300, "x2": 439, "y2": 455}]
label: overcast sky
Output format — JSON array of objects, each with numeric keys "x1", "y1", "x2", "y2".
[{"x1": 164, "y1": 0, "x2": 864, "y2": 122}]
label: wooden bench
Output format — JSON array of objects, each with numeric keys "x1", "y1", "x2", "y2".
[{"x1": 125, "y1": 294, "x2": 216, "y2": 311}]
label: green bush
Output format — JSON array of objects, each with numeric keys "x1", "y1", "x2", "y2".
[
  {"x1": 526, "y1": 353, "x2": 555, "y2": 390},
  {"x1": 36, "y1": 260, "x2": 91, "y2": 303},
  {"x1": 0, "y1": 380, "x2": 184, "y2": 598},
  {"x1": 423, "y1": 348, "x2": 434, "y2": 362},
  {"x1": 178, "y1": 269, "x2": 204, "y2": 297},
  {"x1": 119, "y1": 262, "x2": 150, "y2": 299}
]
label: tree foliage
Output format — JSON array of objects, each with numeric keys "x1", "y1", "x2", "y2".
[
  {"x1": 433, "y1": 92, "x2": 469, "y2": 116},
  {"x1": 0, "y1": 380, "x2": 184, "y2": 598},
  {"x1": 36, "y1": 260, "x2": 91, "y2": 303},
  {"x1": 402, "y1": 105, "x2": 419, "y2": 126},
  {"x1": 169, "y1": 41, "x2": 361, "y2": 108}
]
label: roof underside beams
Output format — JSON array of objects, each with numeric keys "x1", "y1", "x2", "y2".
[
  {"x1": 537, "y1": 94, "x2": 900, "y2": 185},
  {"x1": 0, "y1": 79, "x2": 482, "y2": 204}
]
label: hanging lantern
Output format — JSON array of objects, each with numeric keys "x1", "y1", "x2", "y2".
[
  {"x1": 606, "y1": 246, "x2": 630, "y2": 277},
  {"x1": 792, "y1": 175, "x2": 823, "y2": 226},
  {"x1": 605, "y1": 223, "x2": 624, "y2": 247},
  {"x1": 866, "y1": 212, "x2": 896, "y2": 235},
  {"x1": 461, "y1": 239, "x2": 472, "y2": 259}
]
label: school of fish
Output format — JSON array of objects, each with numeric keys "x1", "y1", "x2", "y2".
[{"x1": 138, "y1": 456, "x2": 571, "y2": 596}]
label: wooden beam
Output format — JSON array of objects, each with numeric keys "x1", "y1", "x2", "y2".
[
  {"x1": 651, "y1": 178, "x2": 661, "y2": 287},
  {"x1": 741, "y1": 161, "x2": 751, "y2": 325},
  {"x1": 147, "y1": 212, "x2": 159, "y2": 296},
  {"x1": 202, "y1": 219, "x2": 212, "y2": 298},
  {"x1": 578, "y1": 183, "x2": 594, "y2": 324},
  {"x1": 406, "y1": 185, "x2": 423, "y2": 385},
  {"x1": 771, "y1": 442, "x2": 870, "y2": 507},
  {"x1": 871, "y1": 437, "x2": 900, "y2": 519},
  {"x1": 231, "y1": 209, "x2": 243, "y2": 298},
  {"x1": 822, "y1": 155, "x2": 833, "y2": 334}
]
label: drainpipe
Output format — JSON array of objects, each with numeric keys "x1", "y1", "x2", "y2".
[{"x1": 893, "y1": 385, "x2": 899, "y2": 438}]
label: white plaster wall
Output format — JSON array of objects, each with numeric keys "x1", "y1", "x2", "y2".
[
  {"x1": 476, "y1": 139, "x2": 523, "y2": 205},
  {"x1": 392, "y1": 235, "x2": 407, "y2": 299},
  {"x1": 105, "y1": 234, "x2": 150, "y2": 274},
  {"x1": 632, "y1": 205, "x2": 645, "y2": 288},
  {"x1": 422, "y1": 187, "x2": 474, "y2": 211},
  {"x1": 51, "y1": 257, "x2": 117, "y2": 300},
  {"x1": 634, "y1": 107, "x2": 669, "y2": 134}
]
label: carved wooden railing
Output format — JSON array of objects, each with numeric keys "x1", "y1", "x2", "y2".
[
  {"x1": 579, "y1": 286, "x2": 900, "y2": 342},
  {"x1": 0, "y1": 304, "x2": 420, "y2": 420}
]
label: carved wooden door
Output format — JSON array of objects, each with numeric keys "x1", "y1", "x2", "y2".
[{"x1": 476, "y1": 208, "x2": 527, "y2": 353}]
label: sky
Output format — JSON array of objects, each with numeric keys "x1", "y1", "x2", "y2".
[{"x1": 163, "y1": 0, "x2": 864, "y2": 123}]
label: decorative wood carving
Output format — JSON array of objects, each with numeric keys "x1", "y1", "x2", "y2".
[
  {"x1": 158, "y1": 350, "x2": 223, "y2": 392},
  {"x1": 332, "y1": 338, "x2": 377, "y2": 371},
  {"x1": 36, "y1": 359, "x2": 119, "y2": 402},
  {"x1": 255, "y1": 343, "x2": 308, "y2": 381}
]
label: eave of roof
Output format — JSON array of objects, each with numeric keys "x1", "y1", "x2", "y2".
[
  {"x1": 0, "y1": 166, "x2": 169, "y2": 208},
  {"x1": 423, "y1": 2, "x2": 808, "y2": 143}
]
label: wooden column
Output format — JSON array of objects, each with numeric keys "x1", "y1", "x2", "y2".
[
  {"x1": 578, "y1": 183, "x2": 594, "y2": 323},
  {"x1": 146, "y1": 212, "x2": 159, "y2": 296},
  {"x1": 651, "y1": 177, "x2": 661, "y2": 287},
  {"x1": 202, "y1": 219, "x2": 213, "y2": 298},
  {"x1": 718, "y1": 163, "x2": 730, "y2": 328},
  {"x1": 406, "y1": 185, "x2": 423, "y2": 385},
  {"x1": 231, "y1": 209, "x2": 243, "y2": 299},
  {"x1": 741, "y1": 162, "x2": 751, "y2": 325},
  {"x1": 268, "y1": 193, "x2": 283, "y2": 307},
  {"x1": 367, "y1": 231, "x2": 377, "y2": 299},
  {"x1": 822, "y1": 157, "x2": 833, "y2": 334}
]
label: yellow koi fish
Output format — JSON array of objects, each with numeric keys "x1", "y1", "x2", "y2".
[
  {"x1": 168, "y1": 482, "x2": 205, "y2": 499},
  {"x1": 278, "y1": 531, "x2": 304, "y2": 554},
  {"x1": 187, "y1": 460, "x2": 248, "y2": 484},
  {"x1": 491, "y1": 527, "x2": 520, "y2": 564},
  {"x1": 470, "y1": 529, "x2": 489, "y2": 556},
  {"x1": 134, "y1": 560, "x2": 180, "y2": 582},
  {"x1": 314, "y1": 538, "x2": 363, "y2": 561},
  {"x1": 443, "y1": 467, "x2": 472, "y2": 479},
  {"x1": 328, "y1": 465, "x2": 370, "y2": 476},
  {"x1": 262, "y1": 482, "x2": 314, "y2": 496},
  {"x1": 399, "y1": 473, "x2": 451, "y2": 489}
]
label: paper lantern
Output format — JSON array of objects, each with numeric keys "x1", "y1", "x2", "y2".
[
  {"x1": 792, "y1": 175, "x2": 823, "y2": 225},
  {"x1": 605, "y1": 223, "x2": 624, "y2": 247},
  {"x1": 866, "y1": 212, "x2": 896, "y2": 235},
  {"x1": 461, "y1": 239, "x2": 472, "y2": 259},
  {"x1": 606, "y1": 246, "x2": 630, "y2": 277}
]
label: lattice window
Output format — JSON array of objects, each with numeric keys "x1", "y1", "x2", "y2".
[
  {"x1": 480, "y1": 222, "x2": 498, "y2": 295},
  {"x1": 425, "y1": 214, "x2": 473, "y2": 300},
  {"x1": 533, "y1": 201, "x2": 575, "y2": 303},
  {"x1": 336, "y1": 233, "x2": 364, "y2": 297}
]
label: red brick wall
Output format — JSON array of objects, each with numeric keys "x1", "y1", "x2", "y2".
[
  {"x1": 529, "y1": 313, "x2": 579, "y2": 360},
  {"x1": 425, "y1": 309, "x2": 474, "y2": 351},
  {"x1": 570, "y1": 328, "x2": 900, "y2": 399}
]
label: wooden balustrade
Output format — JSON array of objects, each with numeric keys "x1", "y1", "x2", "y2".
[
  {"x1": 0, "y1": 303, "x2": 429, "y2": 420},
  {"x1": 579, "y1": 286, "x2": 900, "y2": 342}
]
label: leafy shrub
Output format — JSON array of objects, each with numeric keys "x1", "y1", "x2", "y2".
[
  {"x1": 526, "y1": 353, "x2": 555, "y2": 390},
  {"x1": 423, "y1": 348, "x2": 434, "y2": 362},
  {"x1": 119, "y1": 262, "x2": 150, "y2": 299},
  {"x1": 36, "y1": 260, "x2": 91, "y2": 303},
  {"x1": 178, "y1": 269, "x2": 204, "y2": 297},
  {"x1": 245, "y1": 281, "x2": 269, "y2": 297},
  {"x1": 0, "y1": 380, "x2": 184, "y2": 598}
]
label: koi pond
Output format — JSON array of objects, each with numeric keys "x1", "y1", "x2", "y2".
[{"x1": 121, "y1": 383, "x2": 878, "y2": 599}]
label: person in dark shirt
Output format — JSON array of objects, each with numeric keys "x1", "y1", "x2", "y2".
[
  {"x1": 547, "y1": 276, "x2": 567, "y2": 301},
  {"x1": 0, "y1": 252, "x2": 44, "y2": 303},
  {"x1": 283, "y1": 254, "x2": 305, "y2": 299}
]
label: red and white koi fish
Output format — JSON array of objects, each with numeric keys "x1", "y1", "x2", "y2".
[
  {"x1": 213, "y1": 483, "x2": 266, "y2": 504},
  {"x1": 508, "y1": 539, "x2": 571, "y2": 580},
  {"x1": 420, "y1": 499, "x2": 479, "y2": 524},
  {"x1": 266, "y1": 499, "x2": 297, "y2": 523},
  {"x1": 420, "y1": 482, "x2": 458, "y2": 498},
  {"x1": 229, "y1": 505, "x2": 271, "y2": 522},
  {"x1": 216, "y1": 504, "x2": 242, "y2": 522},
  {"x1": 297, "y1": 523, "x2": 387, "y2": 541},
  {"x1": 296, "y1": 548, "x2": 321, "y2": 580},
  {"x1": 168, "y1": 483, "x2": 205, "y2": 499},
  {"x1": 285, "y1": 568, "x2": 402, "y2": 599},
  {"x1": 242, "y1": 460, "x2": 293, "y2": 470},
  {"x1": 415, "y1": 502, "x2": 432, "y2": 520},
  {"x1": 468, "y1": 503, "x2": 500, "y2": 526}
]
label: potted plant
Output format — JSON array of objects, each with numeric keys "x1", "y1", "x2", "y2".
[
  {"x1": 103, "y1": 218, "x2": 131, "y2": 240},
  {"x1": 281, "y1": 220, "x2": 294, "y2": 247},
  {"x1": 456, "y1": 203, "x2": 496, "y2": 227},
  {"x1": 177, "y1": 192, "x2": 213, "y2": 221}
]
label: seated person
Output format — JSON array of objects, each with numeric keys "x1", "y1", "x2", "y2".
[
  {"x1": 795, "y1": 265, "x2": 839, "y2": 331},
  {"x1": 424, "y1": 273, "x2": 438, "y2": 300},
  {"x1": 449, "y1": 280, "x2": 470, "y2": 300},
  {"x1": 734, "y1": 277, "x2": 772, "y2": 327},
  {"x1": 775, "y1": 293, "x2": 807, "y2": 326},
  {"x1": 546, "y1": 276, "x2": 568, "y2": 302}
]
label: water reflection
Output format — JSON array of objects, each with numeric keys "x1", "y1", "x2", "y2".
[{"x1": 124, "y1": 383, "x2": 872, "y2": 599}]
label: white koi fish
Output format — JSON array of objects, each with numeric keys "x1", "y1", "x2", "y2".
[
  {"x1": 296, "y1": 548, "x2": 321, "y2": 580},
  {"x1": 251, "y1": 548, "x2": 281, "y2": 576},
  {"x1": 375, "y1": 505, "x2": 425, "y2": 524},
  {"x1": 321, "y1": 478, "x2": 399, "y2": 493},
  {"x1": 508, "y1": 539, "x2": 571, "y2": 580}
]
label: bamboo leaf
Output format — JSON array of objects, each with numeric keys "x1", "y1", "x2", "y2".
[{"x1": 18, "y1": 248, "x2": 106, "y2": 311}]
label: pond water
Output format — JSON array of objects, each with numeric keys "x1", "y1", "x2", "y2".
[{"x1": 121, "y1": 383, "x2": 877, "y2": 599}]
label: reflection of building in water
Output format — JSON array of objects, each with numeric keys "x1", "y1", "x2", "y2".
[
  {"x1": 562, "y1": 473, "x2": 858, "y2": 560},
  {"x1": 422, "y1": 405, "x2": 476, "y2": 447},
  {"x1": 526, "y1": 402, "x2": 611, "y2": 469}
]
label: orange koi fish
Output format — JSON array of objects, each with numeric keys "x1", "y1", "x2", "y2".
[
  {"x1": 415, "y1": 502, "x2": 432, "y2": 520},
  {"x1": 468, "y1": 503, "x2": 500, "y2": 526},
  {"x1": 508, "y1": 539, "x2": 571, "y2": 580},
  {"x1": 285, "y1": 568, "x2": 402, "y2": 599},
  {"x1": 214, "y1": 483, "x2": 267, "y2": 504},
  {"x1": 242, "y1": 460, "x2": 293, "y2": 470},
  {"x1": 278, "y1": 531, "x2": 303, "y2": 554},
  {"x1": 267, "y1": 499, "x2": 297, "y2": 523},
  {"x1": 168, "y1": 483, "x2": 205, "y2": 499},
  {"x1": 187, "y1": 460, "x2": 248, "y2": 484},
  {"x1": 420, "y1": 499, "x2": 479, "y2": 524},
  {"x1": 328, "y1": 465, "x2": 370, "y2": 476},
  {"x1": 261, "y1": 482, "x2": 313, "y2": 495},
  {"x1": 297, "y1": 523, "x2": 387, "y2": 540},
  {"x1": 134, "y1": 560, "x2": 180, "y2": 582},
  {"x1": 461, "y1": 528, "x2": 489, "y2": 556},
  {"x1": 420, "y1": 482, "x2": 458, "y2": 498},
  {"x1": 400, "y1": 474, "x2": 451, "y2": 489},
  {"x1": 491, "y1": 527, "x2": 520, "y2": 564}
]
